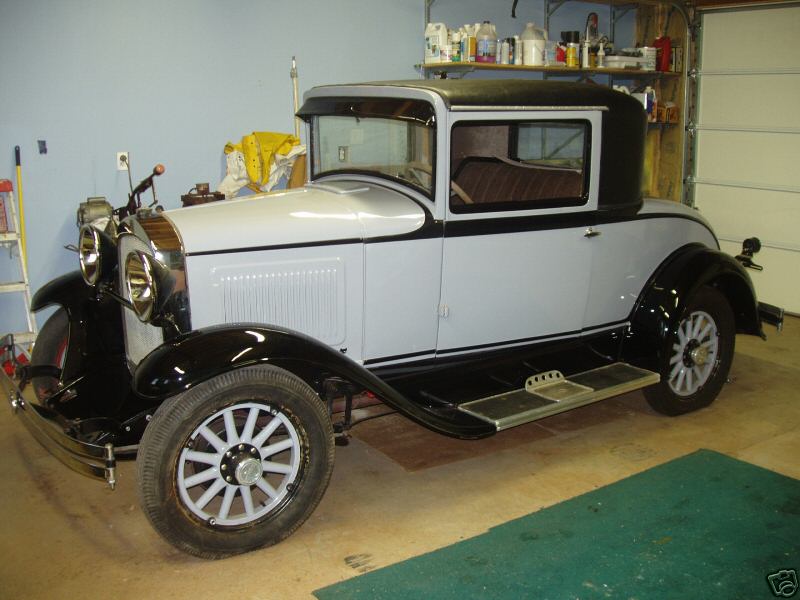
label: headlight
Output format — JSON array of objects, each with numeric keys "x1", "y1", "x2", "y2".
[
  {"x1": 125, "y1": 250, "x2": 174, "y2": 322},
  {"x1": 78, "y1": 225, "x2": 116, "y2": 285}
]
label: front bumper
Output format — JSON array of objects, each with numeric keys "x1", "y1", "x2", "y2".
[
  {"x1": 759, "y1": 301, "x2": 785, "y2": 332},
  {"x1": 1, "y1": 368, "x2": 117, "y2": 489}
]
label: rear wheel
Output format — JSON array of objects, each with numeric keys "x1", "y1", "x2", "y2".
[
  {"x1": 644, "y1": 286, "x2": 735, "y2": 416},
  {"x1": 137, "y1": 365, "x2": 334, "y2": 558},
  {"x1": 30, "y1": 308, "x2": 69, "y2": 401}
]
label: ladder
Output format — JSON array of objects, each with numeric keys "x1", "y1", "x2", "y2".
[{"x1": 0, "y1": 178, "x2": 37, "y2": 348}]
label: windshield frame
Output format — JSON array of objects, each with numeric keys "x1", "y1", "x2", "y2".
[{"x1": 302, "y1": 97, "x2": 437, "y2": 200}]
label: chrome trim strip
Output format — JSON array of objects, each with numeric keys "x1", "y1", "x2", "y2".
[{"x1": 450, "y1": 105, "x2": 610, "y2": 112}]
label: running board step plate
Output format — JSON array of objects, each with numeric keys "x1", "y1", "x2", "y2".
[{"x1": 458, "y1": 363, "x2": 659, "y2": 431}]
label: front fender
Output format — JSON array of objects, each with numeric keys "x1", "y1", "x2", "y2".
[
  {"x1": 31, "y1": 271, "x2": 92, "y2": 312},
  {"x1": 133, "y1": 324, "x2": 494, "y2": 439},
  {"x1": 625, "y1": 243, "x2": 762, "y2": 370}
]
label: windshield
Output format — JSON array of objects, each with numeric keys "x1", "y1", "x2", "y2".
[{"x1": 307, "y1": 98, "x2": 436, "y2": 197}]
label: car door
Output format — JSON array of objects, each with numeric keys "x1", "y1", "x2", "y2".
[{"x1": 436, "y1": 110, "x2": 603, "y2": 356}]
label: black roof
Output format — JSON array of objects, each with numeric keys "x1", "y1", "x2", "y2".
[{"x1": 315, "y1": 79, "x2": 643, "y2": 114}]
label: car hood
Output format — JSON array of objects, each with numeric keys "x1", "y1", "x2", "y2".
[{"x1": 164, "y1": 180, "x2": 427, "y2": 255}]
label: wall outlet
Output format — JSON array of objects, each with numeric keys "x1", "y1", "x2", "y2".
[{"x1": 117, "y1": 152, "x2": 129, "y2": 171}]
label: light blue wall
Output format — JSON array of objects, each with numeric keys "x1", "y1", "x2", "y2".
[
  {"x1": 0, "y1": 0, "x2": 631, "y2": 335},
  {"x1": 0, "y1": 0, "x2": 424, "y2": 332}
]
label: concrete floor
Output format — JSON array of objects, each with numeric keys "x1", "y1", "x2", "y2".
[{"x1": 1, "y1": 317, "x2": 797, "y2": 599}]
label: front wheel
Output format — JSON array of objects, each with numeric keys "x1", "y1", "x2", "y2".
[
  {"x1": 137, "y1": 365, "x2": 334, "y2": 558},
  {"x1": 644, "y1": 286, "x2": 735, "y2": 416}
]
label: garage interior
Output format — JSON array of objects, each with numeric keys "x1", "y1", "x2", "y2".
[{"x1": 1, "y1": 0, "x2": 798, "y2": 598}]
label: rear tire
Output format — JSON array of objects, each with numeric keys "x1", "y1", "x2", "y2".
[
  {"x1": 137, "y1": 365, "x2": 334, "y2": 558},
  {"x1": 644, "y1": 286, "x2": 735, "y2": 416},
  {"x1": 30, "y1": 308, "x2": 69, "y2": 401}
]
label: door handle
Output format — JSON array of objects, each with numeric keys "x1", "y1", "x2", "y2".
[{"x1": 584, "y1": 227, "x2": 601, "y2": 238}]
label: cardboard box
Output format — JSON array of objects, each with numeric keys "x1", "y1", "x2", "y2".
[{"x1": 657, "y1": 103, "x2": 680, "y2": 124}]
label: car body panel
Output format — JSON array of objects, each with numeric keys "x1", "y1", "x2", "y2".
[
  {"x1": 585, "y1": 209, "x2": 719, "y2": 327},
  {"x1": 165, "y1": 181, "x2": 426, "y2": 256}
]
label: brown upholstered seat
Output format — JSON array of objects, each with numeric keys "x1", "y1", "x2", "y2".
[{"x1": 452, "y1": 157, "x2": 583, "y2": 206}]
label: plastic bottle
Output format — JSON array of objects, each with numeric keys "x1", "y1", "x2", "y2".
[
  {"x1": 645, "y1": 86, "x2": 657, "y2": 121},
  {"x1": 461, "y1": 24, "x2": 477, "y2": 62},
  {"x1": 654, "y1": 36, "x2": 671, "y2": 71},
  {"x1": 451, "y1": 30, "x2": 462, "y2": 62},
  {"x1": 520, "y1": 22, "x2": 547, "y2": 66},
  {"x1": 476, "y1": 21, "x2": 497, "y2": 63},
  {"x1": 424, "y1": 23, "x2": 447, "y2": 64},
  {"x1": 441, "y1": 29, "x2": 453, "y2": 63},
  {"x1": 513, "y1": 35, "x2": 522, "y2": 64},
  {"x1": 596, "y1": 42, "x2": 606, "y2": 68},
  {"x1": 581, "y1": 40, "x2": 590, "y2": 68}
]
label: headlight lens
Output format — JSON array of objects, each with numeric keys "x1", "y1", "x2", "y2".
[
  {"x1": 125, "y1": 251, "x2": 158, "y2": 322},
  {"x1": 78, "y1": 225, "x2": 102, "y2": 285}
]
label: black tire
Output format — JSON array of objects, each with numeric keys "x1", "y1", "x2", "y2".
[
  {"x1": 137, "y1": 365, "x2": 334, "y2": 559},
  {"x1": 30, "y1": 308, "x2": 69, "y2": 402},
  {"x1": 644, "y1": 286, "x2": 735, "y2": 416}
]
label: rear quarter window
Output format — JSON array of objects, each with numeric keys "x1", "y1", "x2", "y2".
[{"x1": 450, "y1": 120, "x2": 590, "y2": 213}]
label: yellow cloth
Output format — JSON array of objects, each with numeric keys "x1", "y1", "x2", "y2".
[{"x1": 224, "y1": 132, "x2": 300, "y2": 191}]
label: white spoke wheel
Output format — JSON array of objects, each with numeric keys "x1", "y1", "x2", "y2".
[
  {"x1": 667, "y1": 310, "x2": 718, "y2": 397},
  {"x1": 176, "y1": 402, "x2": 302, "y2": 526},
  {"x1": 137, "y1": 365, "x2": 334, "y2": 558},
  {"x1": 644, "y1": 286, "x2": 735, "y2": 416}
]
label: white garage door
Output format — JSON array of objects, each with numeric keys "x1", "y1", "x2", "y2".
[{"x1": 693, "y1": 4, "x2": 800, "y2": 314}]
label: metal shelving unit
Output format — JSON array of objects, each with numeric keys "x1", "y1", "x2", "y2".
[{"x1": 421, "y1": 0, "x2": 696, "y2": 203}]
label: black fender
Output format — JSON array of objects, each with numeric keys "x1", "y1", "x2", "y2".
[
  {"x1": 31, "y1": 271, "x2": 98, "y2": 381},
  {"x1": 133, "y1": 323, "x2": 495, "y2": 439},
  {"x1": 31, "y1": 270, "x2": 93, "y2": 313},
  {"x1": 624, "y1": 243, "x2": 762, "y2": 371},
  {"x1": 30, "y1": 270, "x2": 130, "y2": 414}
]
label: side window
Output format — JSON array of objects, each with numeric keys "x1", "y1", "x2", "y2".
[{"x1": 450, "y1": 120, "x2": 590, "y2": 213}]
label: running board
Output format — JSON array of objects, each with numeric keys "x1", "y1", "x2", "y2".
[{"x1": 457, "y1": 363, "x2": 659, "y2": 431}]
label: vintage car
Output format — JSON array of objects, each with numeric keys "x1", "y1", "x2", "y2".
[{"x1": 2, "y1": 80, "x2": 783, "y2": 558}]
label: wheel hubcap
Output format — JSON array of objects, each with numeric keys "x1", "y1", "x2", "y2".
[
  {"x1": 689, "y1": 344, "x2": 709, "y2": 367},
  {"x1": 176, "y1": 402, "x2": 302, "y2": 527},
  {"x1": 668, "y1": 309, "x2": 719, "y2": 397},
  {"x1": 235, "y1": 457, "x2": 263, "y2": 486}
]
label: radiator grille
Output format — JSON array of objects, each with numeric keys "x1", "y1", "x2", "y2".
[
  {"x1": 215, "y1": 261, "x2": 344, "y2": 346},
  {"x1": 119, "y1": 234, "x2": 164, "y2": 365}
]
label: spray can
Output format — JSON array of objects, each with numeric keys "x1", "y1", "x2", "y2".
[
  {"x1": 513, "y1": 35, "x2": 522, "y2": 64},
  {"x1": 566, "y1": 42, "x2": 579, "y2": 67}
]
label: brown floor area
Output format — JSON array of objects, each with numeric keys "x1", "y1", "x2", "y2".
[{"x1": 1, "y1": 318, "x2": 797, "y2": 599}]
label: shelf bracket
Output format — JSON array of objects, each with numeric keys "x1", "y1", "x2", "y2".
[
  {"x1": 612, "y1": 6, "x2": 634, "y2": 25},
  {"x1": 547, "y1": 0, "x2": 568, "y2": 19}
]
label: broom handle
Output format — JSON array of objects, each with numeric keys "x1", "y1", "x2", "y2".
[
  {"x1": 14, "y1": 146, "x2": 26, "y2": 269},
  {"x1": 291, "y1": 57, "x2": 301, "y2": 139}
]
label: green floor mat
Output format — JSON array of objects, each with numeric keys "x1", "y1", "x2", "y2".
[{"x1": 315, "y1": 450, "x2": 800, "y2": 599}]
